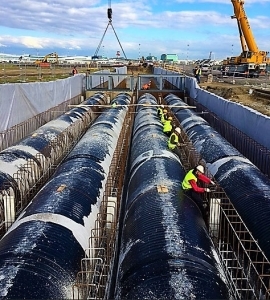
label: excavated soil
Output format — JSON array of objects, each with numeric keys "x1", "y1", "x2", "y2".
[{"x1": 200, "y1": 81, "x2": 270, "y2": 116}]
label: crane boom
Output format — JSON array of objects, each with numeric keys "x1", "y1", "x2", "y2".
[
  {"x1": 231, "y1": 0, "x2": 258, "y2": 52},
  {"x1": 223, "y1": 0, "x2": 270, "y2": 77}
]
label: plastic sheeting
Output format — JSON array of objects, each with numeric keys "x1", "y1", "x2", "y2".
[
  {"x1": 0, "y1": 75, "x2": 84, "y2": 132},
  {"x1": 0, "y1": 67, "x2": 127, "y2": 133},
  {"x1": 154, "y1": 67, "x2": 270, "y2": 150}
]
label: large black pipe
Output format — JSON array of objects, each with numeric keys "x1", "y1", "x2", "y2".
[
  {"x1": 164, "y1": 93, "x2": 270, "y2": 262},
  {"x1": 0, "y1": 93, "x2": 131, "y2": 299},
  {"x1": 114, "y1": 93, "x2": 230, "y2": 299},
  {"x1": 0, "y1": 93, "x2": 107, "y2": 221}
]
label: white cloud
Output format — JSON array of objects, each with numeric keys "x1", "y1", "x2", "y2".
[{"x1": 0, "y1": 0, "x2": 269, "y2": 60}]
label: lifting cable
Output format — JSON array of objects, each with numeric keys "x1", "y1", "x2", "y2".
[{"x1": 93, "y1": 0, "x2": 127, "y2": 59}]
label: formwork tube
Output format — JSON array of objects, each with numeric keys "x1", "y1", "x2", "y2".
[
  {"x1": 114, "y1": 93, "x2": 229, "y2": 299},
  {"x1": 0, "y1": 93, "x2": 131, "y2": 299},
  {"x1": 0, "y1": 93, "x2": 107, "y2": 231},
  {"x1": 164, "y1": 93, "x2": 270, "y2": 262}
]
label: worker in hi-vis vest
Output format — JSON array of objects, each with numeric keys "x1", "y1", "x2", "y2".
[
  {"x1": 163, "y1": 116, "x2": 173, "y2": 136},
  {"x1": 157, "y1": 105, "x2": 164, "y2": 119},
  {"x1": 168, "y1": 127, "x2": 182, "y2": 157},
  {"x1": 160, "y1": 109, "x2": 168, "y2": 124},
  {"x1": 182, "y1": 165, "x2": 215, "y2": 222}
]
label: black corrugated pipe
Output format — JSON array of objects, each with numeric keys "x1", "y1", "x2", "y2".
[
  {"x1": 0, "y1": 92, "x2": 107, "y2": 208},
  {"x1": 164, "y1": 93, "x2": 270, "y2": 262},
  {"x1": 114, "y1": 93, "x2": 230, "y2": 299},
  {"x1": 0, "y1": 93, "x2": 108, "y2": 237},
  {"x1": 0, "y1": 93, "x2": 131, "y2": 299}
]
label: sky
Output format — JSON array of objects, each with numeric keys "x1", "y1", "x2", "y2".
[{"x1": 0, "y1": 0, "x2": 270, "y2": 61}]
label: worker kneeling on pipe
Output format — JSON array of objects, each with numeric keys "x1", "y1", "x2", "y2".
[
  {"x1": 168, "y1": 127, "x2": 183, "y2": 157},
  {"x1": 182, "y1": 165, "x2": 215, "y2": 222},
  {"x1": 163, "y1": 116, "x2": 173, "y2": 136},
  {"x1": 157, "y1": 105, "x2": 164, "y2": 119},
  {"x1": 161, "y1": 109, "x2": 168, "y2": 124}
]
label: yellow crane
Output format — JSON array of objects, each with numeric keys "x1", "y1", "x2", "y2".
[{"x1": 223, "y1": 0, "x2": 269, "y2": 76}]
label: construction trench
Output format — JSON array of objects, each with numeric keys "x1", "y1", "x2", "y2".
[{"x1": 0, "y1": 73, "x2": 270, "y2": 299}]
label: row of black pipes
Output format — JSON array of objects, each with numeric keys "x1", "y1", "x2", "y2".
[
  {"x1": 0, "y1": 90, "x2": 232, "y2": 299},
  {"x1": 0, "y1": 93, "x2": 131, "y2": 299},
  {"x1": 2, "y1": 89, "x2": 270, "y2": 299}
]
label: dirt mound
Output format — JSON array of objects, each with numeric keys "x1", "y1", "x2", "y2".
[
  {"x1": 200, "y1": 82, "x2": 270, "y2": 116},
  {"x1": 201, "y1": 83, "x2": 250, "y2": 100}
]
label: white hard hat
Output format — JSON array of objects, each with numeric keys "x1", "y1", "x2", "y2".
[
  {"x1": 161, "y1": 105, "x2": 164, "y2": 109},
  {"x1": 196, "y1": 165, "x2": 204, "y2": 173},
  {"x1": 175, "y1": 127, "x2": 181, "y2": 134}
]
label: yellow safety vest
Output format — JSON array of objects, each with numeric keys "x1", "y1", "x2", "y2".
[
  {"x1": 161, "y1": 114, "x2": 167, "y2": 124},
  {"x1": 195, "y1": 68, "x2": 201, "y2": 75},
  {"x1": 163, "y1": 120, "x2": 172, "y2": 133},
  {"x1": 182, "y1": 169, "x2": 197, "y2": 190},
  {"x1": 168, "y1": 132, "x2": 178, "y2": 150}
]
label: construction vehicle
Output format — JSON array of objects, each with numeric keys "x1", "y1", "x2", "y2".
[
  {"x1": 222, "y1": 0, "x2": 270, "y2": 78},
  {"x1": 35, "y1": 52, "x2": 58, "y2": 67}
]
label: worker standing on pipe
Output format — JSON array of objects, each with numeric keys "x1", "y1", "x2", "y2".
[
  {"x1": 168, "y1": 127, "x2": 182, "y2": 157},
  {"x1": 163, "y1": 116, "x2": 173, "y2": 136},
  {"x1": 182, "y1": 165, "x2": 215, "y2": 221}
]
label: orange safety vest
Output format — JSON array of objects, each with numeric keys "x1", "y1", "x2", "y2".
[{"x1": 142, "y1": 83, "x2": 149, "y2": 89}]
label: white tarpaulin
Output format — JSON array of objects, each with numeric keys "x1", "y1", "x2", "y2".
[{"x1": 0, "y1": 75, "x2": 83, "y2": 132}]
